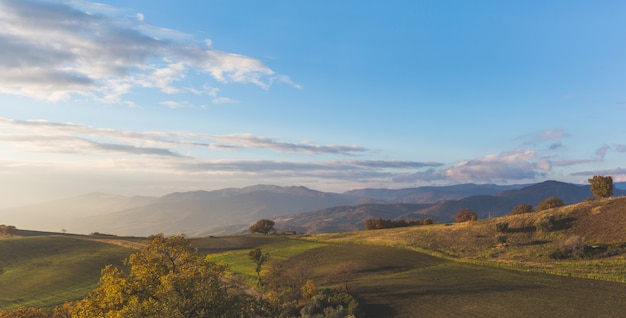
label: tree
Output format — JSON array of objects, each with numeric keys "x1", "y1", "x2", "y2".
[
  {"x1": 455, "y1": 208, "x2": 477, "y2": 223},
  {"x1": 588, "y1": 175, "x2": 613, "y2": 199},
  {"x1": 537, "y1": 196, "x2": 564, "y2": 211},
  {"x1": 249, "y1": 219, "x2": 275, "y2": 234},
  {"x1": 69, "y1": 234, "x2": 256, "y2": 317},
  {"x1": 248, "y1": 248, "x2": 269, "y2": 285},
  {"x1": 511, "y1": 203, "x2": 535, "y2": 215},
  {"x1": 0, "y1": 224, "x2": 16, "y2": 237}
]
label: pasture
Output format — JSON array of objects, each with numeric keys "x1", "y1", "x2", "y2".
[
  {"x1": 0, "y1": 234, "x2": 133, "y2": 310},
  {"x1": 203, "y1": 236, "x2": 626, "y2": 317}
]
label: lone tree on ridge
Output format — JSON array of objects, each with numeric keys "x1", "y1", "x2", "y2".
[{"x1": 588, "y1": 175, "x2": 613, "y2": 199}]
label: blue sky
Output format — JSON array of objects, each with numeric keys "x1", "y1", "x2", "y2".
[{"x1": 0, "y1": 0, "x2": 625, "y2": 207}]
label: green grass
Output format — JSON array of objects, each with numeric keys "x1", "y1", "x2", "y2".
[
  {"x1": 201, "y1": 236, "x2": 626, "y2": 317},
  {"x1": 0, "y1": 235, "x2": 133, "y2": 310},
  {"x1": 204, "y1": 236, "x2": 327, "y2": 280},
  {"x1": 3, "y1": 199, "x2": 626, "y2": 318}
]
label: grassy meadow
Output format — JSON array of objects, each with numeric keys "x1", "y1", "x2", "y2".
[
  {"x1": 1, "y1": 197, "x2": 626, "y2": 316},
  {"x1": 199, "y1": 235, "x2": 626, "y2": 317},
  {"x1": 307, "y1": 197, "x2": 626, "y2": 282},
  {"x1": 0, "y1": 233, "x2": 134, "y2": 310}
]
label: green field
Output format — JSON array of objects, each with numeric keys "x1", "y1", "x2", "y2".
[
  {"x1": 2, "y1": 205, "x2": 626, "y2": 318},
  {"x1": 0, "y1": 234, "x2": 134, "y2": 310},
  {"x1": 201, "y1": 237, "x2": 626, "y2": 317}
]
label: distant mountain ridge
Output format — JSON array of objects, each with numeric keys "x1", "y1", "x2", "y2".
[
  {"x1": 1, "y1": 181, "x2": 623, "y2": 236},
  {"x1": 343, "y1": 183, "x2": 526, "y2": 203},
  {"x1": 277, "y1": 181, "x2": 626, "y2": 233}
]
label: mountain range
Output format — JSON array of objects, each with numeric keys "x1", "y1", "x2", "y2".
[{"x1": 1, "y1": 181, "x2": 624, "y2": 236}]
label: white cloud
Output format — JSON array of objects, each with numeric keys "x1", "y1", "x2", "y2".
[
  {"x1": 0, "y1": 0, "x2": 298, "y2": 103},
  {"x1": 395, "y1": 149, "x2": 552, "y2": 184},
  {"x1": 0, "y1": 117, "x2": 369, "y2": 156}
]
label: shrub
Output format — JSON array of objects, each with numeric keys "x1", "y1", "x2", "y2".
[
  {"x1": 511, "y1": 203, "x2": 535, "y2": 215},
  {"x1": 537, "y1": 197, "x2": 564, "y2": 211},
  {"x1": 455, "y1": 208, "x2": 477, "y2": 223},
  {"x1": 535, "y1": 214, "x2": 555, "y2": 232},
  {"x1": 495, "y1": 222, "x2": 509, "y2": 233},
  {"x1": 422, "y1": 217, "x2": 434, "y2": 225}
]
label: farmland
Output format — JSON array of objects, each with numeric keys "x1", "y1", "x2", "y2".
[{"x1": 1, "y1": 197, "x2": 626, "y2": 316}]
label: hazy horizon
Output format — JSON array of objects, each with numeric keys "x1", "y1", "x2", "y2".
[{"x1": 1, "y1": 1, "x2": 625, "y2": 209}]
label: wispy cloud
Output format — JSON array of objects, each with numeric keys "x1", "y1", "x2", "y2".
[
  {"x1": 0, "y1": 0, "x2": 297, "y2": 103},
  {"x1": 394, "y1": 149, "x2": 551, "y2": 184},
  {"x1": 570, "y1": 167, "x2": 626, "y2": 178},
  {"x1": 0, "y1": 117, "x2": 368, "y2": 156}
]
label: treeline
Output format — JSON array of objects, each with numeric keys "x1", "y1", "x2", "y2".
[{"x1": 363, "y1": 217, "x2": 433, "y2": 230}]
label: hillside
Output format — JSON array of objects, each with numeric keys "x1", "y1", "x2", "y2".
[
  {"x1": 343, "y1": 183, "x2": 526, "y2": 203},
  {"x1": 397, "y1": 180, "x2": 626, "y2": 222},
  {"x1": 310, "y1": 196, "x2": 626, "y2": 281},
  {"x1": 274, "y1": 203, "x2": 433, "y2": 233},
  {"x1": 277, "y1": 180, "x2": 623, "y2": 233},
  {"x1": 0, "y1": 232, "x2": 135, "y2": 310},
  {"x1": 2, "y1": 181, "x2": 623, "y2": 237},
  {"x1": 74, "y1": 185, "x2": 360, "y2": 236},
  {"x1": 2, "y1": 197, "x2": 626, "y2": 316}
]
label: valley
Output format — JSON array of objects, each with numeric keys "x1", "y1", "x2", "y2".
[{"x1": 1, "y1": 195, "x2": 625, "y2": 316}]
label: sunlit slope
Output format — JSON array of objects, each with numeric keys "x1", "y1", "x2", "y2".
[
  {"x1": 310, "y1": 197, "x2": 626, "y2": 281},
  {"x1": 203, "y1": 235, "x2": 626, "y2": 318},
  {"x1": 0, "y1": 234, "x2": 134, "y2": 310}
]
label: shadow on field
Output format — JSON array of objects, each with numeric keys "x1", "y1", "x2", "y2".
[
  {"x1": 356, "y1": 282, "x2": 542, "y2": 318},
  {"x1": 507, "y1": 226, "x2": 535, "y2": 233}
]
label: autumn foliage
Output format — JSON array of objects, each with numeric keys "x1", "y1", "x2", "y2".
[{"x1": 455, "y1": 208, "x2": 478, "y2": 223}]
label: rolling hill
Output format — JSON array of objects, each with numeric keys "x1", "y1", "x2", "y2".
[
  {"x1": 0, "y1": 232, "x2": 135, "y2": 310},
  {"x1": 2, "y1": 181, "x2": 623, "y2": 237},
  {"x1": 2, "y1": 197, "x2": 626, "y2": 316},
  {"x1": 343, "y1": 183, "x2": 526, "y2": 203},
  {"x1": 65, "y1": 185, "x2": 361, "y2": 236},
  {"x1": 277, "y1": 180, "x2": 626, "y2": 233}
]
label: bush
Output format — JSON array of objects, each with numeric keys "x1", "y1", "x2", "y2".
[
  {"x1": 535, "y1": 214, "x2": 555, "y2": 232},
  {"x1": 511, "y1": 203, "x2": 535, "y2": 215},
  {"x1": 537, "y1": 197, "x2": 564, "y2": 211},
  {"x1": 455, "y1": 208, "x2": 477, "y2": 223},
  {"x1": 495, "y1": 222, "x2": 509, "y2": 233}
]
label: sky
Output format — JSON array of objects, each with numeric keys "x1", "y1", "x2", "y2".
[{"x1": 0, "y1": 0, "x2": 625, "y2": 208}]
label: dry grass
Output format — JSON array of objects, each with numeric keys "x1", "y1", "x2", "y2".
[{"x1": 305, "y1": 197, "x2": 626, "y2": 282}]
